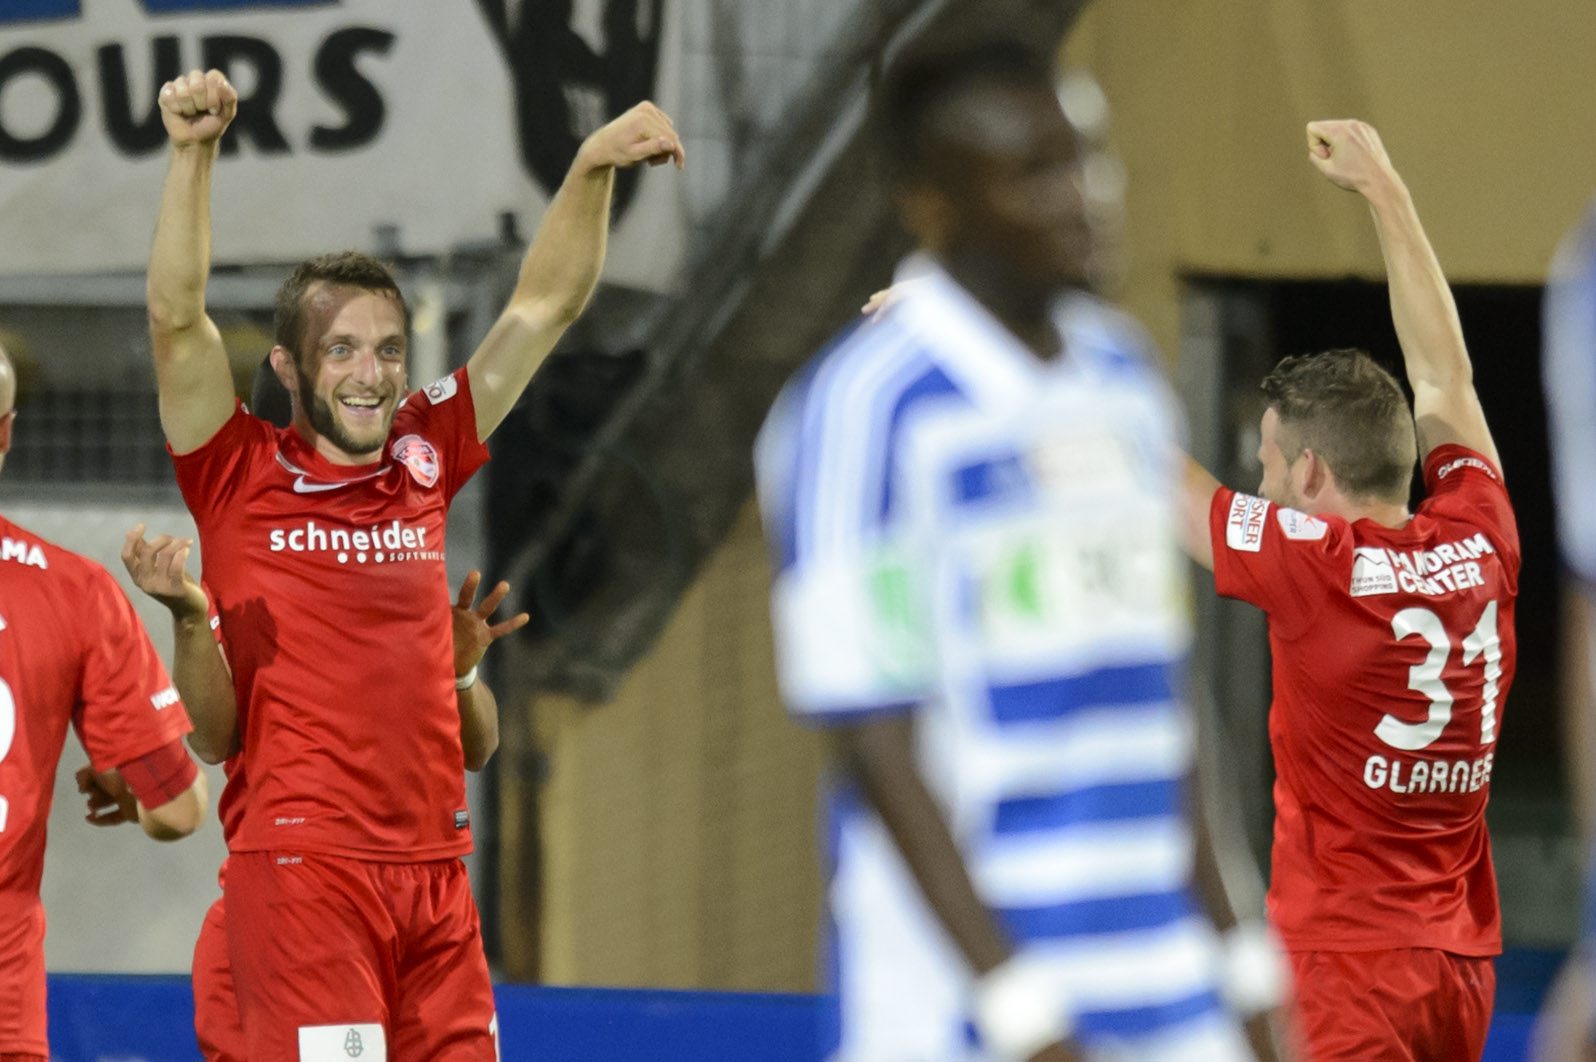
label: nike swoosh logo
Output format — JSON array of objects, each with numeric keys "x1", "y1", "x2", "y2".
[{"x1": 292, "y1": 476, "x2": 351, "y2": 494}]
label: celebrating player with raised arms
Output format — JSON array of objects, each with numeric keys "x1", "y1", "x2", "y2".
[
  {"x1": 0, "y1": 343, "x2": 209, "y2": 1062},
  {"x1": 1181, "y1": 121, "x2": 1518, "y2": 1061},
  {"x1": 145, "y1": 68, "x2": 681, "y2": 1060}
]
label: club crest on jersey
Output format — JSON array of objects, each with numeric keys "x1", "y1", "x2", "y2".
[{"x1": 391, "y1": 434, "x2": 440, "y2": 489}]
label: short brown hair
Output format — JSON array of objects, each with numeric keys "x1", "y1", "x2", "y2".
[
  {"x1": 273, "y1": 251, "x2": 409, "y2": 362},
  {"x1": 1261, "y1": 349, "x2": 1417, "y2": 502}
]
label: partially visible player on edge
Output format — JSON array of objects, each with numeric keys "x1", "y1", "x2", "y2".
[
  {"x1": 0, "y1": 341, "x2": 209, "y2": 1062},
  {"x1": 756, "y1": 36, "x2": 1280, "y2": 1062},
  {"x1": 146, "y1": 67, "x2": 681, "y2": 1059},
  {"x1": 1531, "y1": 204, "x2": 1596, "y2": 1062},
  {"x1": 1179, "y1": 120, "x2": 1518, "y2": 1061}
]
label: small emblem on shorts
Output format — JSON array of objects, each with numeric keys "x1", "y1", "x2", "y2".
[
  {"x1": 344, "y1": 1028, "x2": 364, "y2": 1057},
  {"x1": 454, "y1": 810, "x2": 470, "y2": 830}
]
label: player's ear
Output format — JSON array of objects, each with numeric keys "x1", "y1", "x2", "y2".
[
  {"x1": 1299, "y1": 448, "x2": 1330, "y2": 500},
  {"x1": 269, "y1": 346, "x2": 299, "y2": 393},
  {"x1": 0, "y1": 409, "x2": 14, "y2": 454}
]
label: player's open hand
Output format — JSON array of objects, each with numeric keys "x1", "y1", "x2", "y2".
[
  {"x1": 1305, "y1": 119, "x2": 1399, "y2": 197},
  {"x1": 451, "y1": 571, "x2": 531, "y2": 679},
  {"x1": 159, "y1": 69, "x2": 238, "y2": 149},
  {"x1": 74, "y1": 766, "x2": 138, "y2": 827},
  {"x1": 576, "y1": 101, "x2": 685, "y2": 173},
  {"x1": 122, "y1": 523, "x2": 207, "y2": 620}
]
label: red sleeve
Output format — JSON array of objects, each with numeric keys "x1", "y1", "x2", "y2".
[
  {"x1": 119, "y1": 739, "x2": 199, "y2": 807},
  {"x1": 72, "y1": 567, "x2": 193, "y2": 772},
  {"x1": 1420, "y1": 444, "x2": 1521, "y2": 580},
  {"x1": 1209, "y1": 487, "x2": 1351, "y2": 641},
  {"x1": 168, "y1": 403, "x2": 277, "y2": 526},
  {"x1": 396, "y1": 368, "x2": 491, "y2": 503}
]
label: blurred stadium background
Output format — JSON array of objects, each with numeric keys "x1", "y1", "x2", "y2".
[{"x1": 1, "y1": 0, "x2": 1592, "y2": 1058}]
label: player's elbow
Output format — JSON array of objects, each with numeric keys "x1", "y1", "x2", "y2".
[
  {"x1": 463, "y1": 730, "x2": 499, "y2": 773},
  {"x1": 186, "y1": 730, "x2": 232, "y2": 766},
  {"x1": 146, "y1": 296, "x2": 205, "y2": 340},
  {"x1": 138, "y1": 773, "x2": 209, "y2": 841}
]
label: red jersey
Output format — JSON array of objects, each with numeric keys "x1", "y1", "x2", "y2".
[
  {"x1": 0, "y1": 516, "x2": 193, "y2": 1054},
  {"x1": 171, "y1": 368, "x2": 489, "y2": 861},
  {"x1": 1210, "y1": 444, "x2": 1519, "y2": 956}
]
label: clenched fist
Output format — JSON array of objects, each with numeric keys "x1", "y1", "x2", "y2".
[
  {"x1": 1306, "y1": 119, "x2": 1401, "y2": 198},
  {"x1": 159, "y1": 69, "x2": 238, "y2": 149},
  {"x1": 575, "y1": 100, "x2": 686, "y2": 173}
]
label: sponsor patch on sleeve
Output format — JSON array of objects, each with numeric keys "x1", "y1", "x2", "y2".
[
  {"x1": 1276, "y1": 508, "x2": 1329, "y2": 541},
  {"x1": 1436, "y1": 455, "x2": 1498, "y2": 481},
  {"x1": 1225, "y1": 493, "x2": 1270, "y2": 553},
  {"x1": 1349, "y1": 546, "x2": 1399, "y2": 597},
  {"x1": 423, "y1": 375, "x2": 459, "y2": 405}
]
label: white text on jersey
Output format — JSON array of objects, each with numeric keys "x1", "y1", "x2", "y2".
[
  {"x1": 267, "y1": 519, "x2": 438, "y2": 565},
  {"x1": 1, "y1": 537, "x2": 47, "y2": 570}
]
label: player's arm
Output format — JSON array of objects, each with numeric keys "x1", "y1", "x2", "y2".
[
  {"x1": 1178, "y1": 454, "x2": 1222, "y2": 571},
  {"x1": 76, "y1": 745, "x2": 209, "y2": 841},
  {"x1": 833, "y1": 717, "x2": 1082, "y2": 1062},
  {"x1": 147, "y1": 69, "x2": 241, "y2": 455},
  {"x1": 465, "y1": 102, "x2": 684, "y2": 441},
  {"x1": 1306, "y1": 119, "x2": 1499, "y2": 470},
  {"x1": 452, "y1": 571, "x2": 530, "y2": 772},
  {"x1": 121, "y1": 524, "x2": 237, "y2": 764}
]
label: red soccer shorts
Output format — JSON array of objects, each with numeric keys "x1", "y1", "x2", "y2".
[
  {"x1": 193, "y1": 891, "x2": 244, "y2": 1061},
  {"x1": 1289, "y1": 948, "x2": 1495, "y2": 1062},
  {"x1": 0, "y1": 903, "x2": 47, "y2": 1059},
  {"x1": 225, "y1": 851, "x2": 498, "y2": 1061}
]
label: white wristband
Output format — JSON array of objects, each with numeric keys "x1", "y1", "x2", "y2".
[
  {"x1": 974, "y1": 954, "x2": 1072, "y2": 1060},
  {"x1": 1220, "y1": 922, "x2": 1288, "y2": 1015},
  {"x1": 454, "y1": 665, "x2": 479, "y2": 691}
]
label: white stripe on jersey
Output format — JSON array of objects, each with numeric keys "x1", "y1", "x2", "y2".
[
  {"x1": 964, "y1": 704, "x2": 1194, "y2": 799},
  {"x1": 974, "y1": 816, "x2": 1193, "y2": 908},
  {"x1": 1024, "y1": 915, "x2": 1219, "y2": 1010}
]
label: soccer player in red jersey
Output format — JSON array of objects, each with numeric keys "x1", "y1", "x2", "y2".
[
  {"x1": 117, "y1": 526, "x2": 526, "y2": 1062},
  {"x1": 145, "y1": 68, "x2": 681, "y2": 1060},
  {"x1": 0, "y1": 342, "x2": 210, "y2": 1062},
  {"x1": 1179, "y1": 121, "x2": 1518, "y2": 1061}
]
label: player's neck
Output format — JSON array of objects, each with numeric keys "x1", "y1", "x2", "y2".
[
  {"x1": 942, "y1": 257, "x2": 1062, "y2": 362},
  {"x1": 290, "y1": 417, "x2": 383, "y2": 468},
  {"x1": 1334, "y1": 496, "x2": 1412, "y2": 529}
]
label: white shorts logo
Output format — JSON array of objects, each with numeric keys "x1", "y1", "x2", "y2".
[
  {"x1": 1276, "y1": 508, "x2": 1329, "y2": 541},
  {"x1": 1225, "y1": 493, "x2": 1270, "y2": 553},
  {"x1": 298, "y1": 1022, "x2": 386, "y2": 1060}
]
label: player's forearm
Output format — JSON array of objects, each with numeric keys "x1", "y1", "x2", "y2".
[
  {"x1": 1364, "y1": 177, "x2": 1472, "y2": 395},
  {"x1": 457, "y1": 680, "x2": 500, "y2": 772},
  {"x1": 833, "y1": 716, "x2": 1012, "y2": 974},
  {"x1": 507, "y1": 149, "x2": 616, "y2": 332},
  {"x1": 147, "y1": 145, "x2": 218, "y2": 337},
  {"x1": 1180, "y1": 455, "x2": 1221, "y2": 572},
  {"x1": 137, "y1": 771, "x2": 208, "y2": 841},
  {"x1": 171, "y1": 612, "x2": 237, "y2": 765}
]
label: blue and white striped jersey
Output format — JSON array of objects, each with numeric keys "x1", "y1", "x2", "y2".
[
  {"x1": 756, "y1": 258, "x2": 1243, "y2": 1061},
  {"x1": 1546, "y1": 206, "x2": 1596, "y2": 587}
]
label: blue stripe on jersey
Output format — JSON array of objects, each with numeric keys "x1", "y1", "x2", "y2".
[
  {"x1": 875, "y1": 364, "x2": 963, "y2": 522},
  {"x1": 988, "y1": 662, "x2": 1173, "y2": 723},
  {"x1": 952, "y1": 450, "x2": 1033, "y2": 509},
  {"x1": 1077, "y1": 989, "x2": 1224, "y2": 1041},
  {"x1": 996, "y1": 887, "x2": 1194, "y2": 943},
  {"x1": 992, "y1": 779, "x2": 1183, "y2": 835}
]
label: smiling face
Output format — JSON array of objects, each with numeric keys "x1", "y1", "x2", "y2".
[{"x1": 277, "y1": 284, "x2": 408, "y2": 463}]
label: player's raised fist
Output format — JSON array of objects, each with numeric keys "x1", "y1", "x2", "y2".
[
  {"x1": 576, "y1": 100, "x2": 686, "y2": 173},
  {"x1": 1305, "y1": 119, "x2": 1399, "y2": 197},
  {"x1": 159, "y1": 68, "x2": 238, "y2": 148}
]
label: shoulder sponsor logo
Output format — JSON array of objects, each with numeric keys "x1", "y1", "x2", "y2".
[
  {"x1": 1350, "y1": 547, "x2": 1400, "y2": 597},
  {"x1": 1, "y1": 537, "x2": 48, "y2": 570},
  {"x1": 392, "y1": 434, "x2": 441, "y2": 489},
  {"x1": 423, "y1": 375, "x2": 458, "y2": 405},
  {"x1": 1276, "y1": 508, "x2": 1329, "y2": 542},
  {"x1": 150, "y1": 686, "x2": 180, "y2": 711},
  {"x1": 1436, "y1": 455, "x2": 1498, "y2": 481},
  {"x1": 1225, "y1": 493, "x2": 1270, "y2": 553}
]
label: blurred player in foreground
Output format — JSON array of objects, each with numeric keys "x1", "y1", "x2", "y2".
[
  {"x1": 1180, "y1": 120, "x2": 1518, "y2": 1061},
  {"x1": 1531, "y1": 206, "x2": 1596, "y2": 1061},
  {"x1": 757, "y1": 36, "x2": 1278, "y2": 1062},
  {"x1": 145, "y1": 67, "x2": 680, "y2": 1059},
  {"x1": 0, "y1": 342, "x2": 209, "y2": 1061}
]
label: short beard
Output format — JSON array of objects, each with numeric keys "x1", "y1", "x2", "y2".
[{"x1": 297, "y1": 369, "x2": 390, "y2": 459}]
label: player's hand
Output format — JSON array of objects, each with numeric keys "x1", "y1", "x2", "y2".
[
  {"x1": 1305, "y1": 119, "x2": 1401, "y2": 198},
  {"x1": 452, "y1": 571, "x2": 531, "y2": 679},
  {"x1": 74, "y1": 766, "x2": 138, "y2": 827},
  {"x1": 1027, "y1": 1043, "x2": 1085, "y2": 1062},
  {"x1": 159, "y1": 69, "x2": 238, "y2": 149},
  {"x1": 122, "y1": 523, "x2": 208, "y2": 621},
  {"x1": 575, "y1": 101, "x2": 685, "y2": 172}
]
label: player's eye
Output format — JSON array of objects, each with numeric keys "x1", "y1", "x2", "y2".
[{"x1": 327, "y1": 344, "x2": 352, "y2": 358}]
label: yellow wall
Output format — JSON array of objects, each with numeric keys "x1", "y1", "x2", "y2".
[{"x1": 1067, "y1": 0, "x2": 1596, "y2": 358}]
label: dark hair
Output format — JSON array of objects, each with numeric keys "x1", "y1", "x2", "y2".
[
  {"x1": 273, "y1": 251, "x2": 409, "y2": 362},
  {"x1": 879, "y1": 34, "x2": 1058, "y2": 180},
  {"x1": 1261, "y1": 349, "x2": 1418, "y2": 502},
  {"x1": 249, "y1": 355, "x2": 293, "y2": 428}
]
